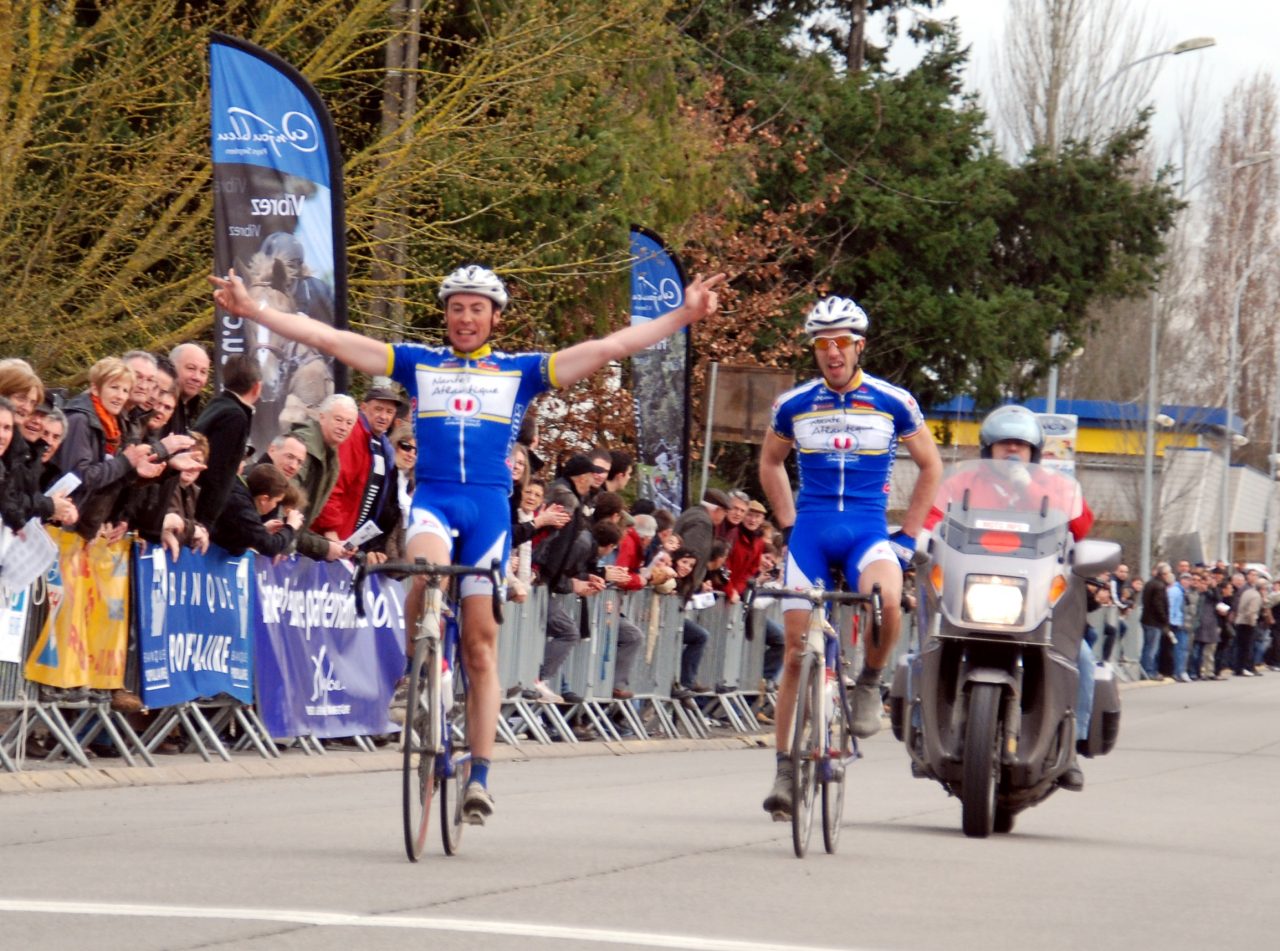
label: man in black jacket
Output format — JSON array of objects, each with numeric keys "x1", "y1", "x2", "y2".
[
  {"x1": 211, "y1": 463, "x2": 303, "y2": 557},
  {"x1": 192, "y1": 355, "x2": 263, "y2": 526},
  {"x1": 1140, "y1": 562, "x2": 1170, "y2": 681}
]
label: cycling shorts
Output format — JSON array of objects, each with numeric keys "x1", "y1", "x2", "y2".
[
  {"x1": 406, "y1": 481, "x2": 510, "y2": 598},
  {"x1": 781, "y1": 508, "x2": 895, "y2": 612}
]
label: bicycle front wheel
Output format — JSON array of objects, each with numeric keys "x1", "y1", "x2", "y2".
[
  {"x1": 822, "y1": 674, "x2": 851, "y2": 854},
  {"x1": 441, "y1": 721, "x2": 470, "y2": 855},
  {"x1": 791, "y1": 652, "x2": 821, "y2": 858},
  {"x1": 403, "y1": 638, "x2": 441, "y2": 862}
]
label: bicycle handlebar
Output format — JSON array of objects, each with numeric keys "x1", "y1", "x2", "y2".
[
  {"x1": 352, "y1": 556, "x2": 505, "y2": 624},
  {"x1": 747, "y1": 583, "x2": 884, "y2": 648}
]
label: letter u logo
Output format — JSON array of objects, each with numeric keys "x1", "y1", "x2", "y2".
[{"x1": 450, "y1": 396, "x2": 479, "y2": 417}]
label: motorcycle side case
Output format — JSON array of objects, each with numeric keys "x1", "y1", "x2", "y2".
[{"x1": 1082, "y1": 664, "x2": 1121, "y2": 757}]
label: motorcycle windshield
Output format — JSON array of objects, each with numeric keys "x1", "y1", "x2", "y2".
[{"x1": 932, "y1": 460, "x2": 1082, "y2": 558}]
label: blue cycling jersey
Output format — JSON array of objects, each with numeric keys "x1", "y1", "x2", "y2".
[
  {"x1": 387, "y1": 342, "x2": 557, "y2": 488},
  {"x1": 770, "y1": 369, "x2": 924, "y2": 514}
]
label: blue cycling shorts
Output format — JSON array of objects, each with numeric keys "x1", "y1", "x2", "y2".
[
  {"x1": 781, "y1": 508, "x2": 895, "y2": 612},
  {"x1": 406, "y1": 481, "x2": 510, "y2": 598}
]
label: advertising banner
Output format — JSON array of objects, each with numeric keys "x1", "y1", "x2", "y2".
[
  {"x1": 254, "y1": 555, "x2": 405, "y2": 739},
  {"x1": 134, "y1": 544, "x2": 255, "y2": 707},
  {"x1": 210, "y1": 33, "x2": 348, "y2": 450},
  {"x1": 1037, "y1": 413, "x2": 1080, "y2": 476},
  {"x1": 1, "y1": 587, "x2": 30, "y2": 666},
  {"x1": 24, "y1": 530, "x2": 131, "y2": 689},
  {"x1": 629, "y1": 225, "x2": 690, "y2": 511}
]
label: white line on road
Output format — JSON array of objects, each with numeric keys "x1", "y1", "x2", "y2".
[{"x1": 0, "y1": 898, "x2": 873, "y2": 951}]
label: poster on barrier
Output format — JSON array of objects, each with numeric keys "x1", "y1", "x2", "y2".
[
  {"x1": 134, "y1": 544, "x2": 254, "y2": 707},
  {"x1": 24, "y1": 529, "x2": 131, "y2": 689},
  {"x1": 254, "y1": 555, "x2": 405, "y2": 738},
  {"x1": 1, "y1": 587, "x2": 30, "y2": 665}
]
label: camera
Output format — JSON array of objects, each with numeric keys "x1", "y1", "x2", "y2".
[{"x1": 715, "y1": 566, "x2": 732, "y2": 584}]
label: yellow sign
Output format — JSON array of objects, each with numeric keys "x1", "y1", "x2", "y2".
[{"x1": 25, "y1": 530, "x2": 132, "y2": 689}]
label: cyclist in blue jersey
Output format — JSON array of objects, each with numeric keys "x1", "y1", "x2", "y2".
[
  {"x1": 758, "y1": 296, "x2": 942, "y2": 819},
  {"x1": 212, "y1": 264, "x2": 724, "y2": 823}
]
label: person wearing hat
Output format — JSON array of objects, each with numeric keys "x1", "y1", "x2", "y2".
[
  {"x1": 673, "y1": 487, "x2": 730, "y2": 593},
  {"x1": 309, "y1": 381, "x2": 405, "y2": 563}
]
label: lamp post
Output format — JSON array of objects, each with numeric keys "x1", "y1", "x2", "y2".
[
  {"x1": 1138, "y1": 151, "x2": 1274, "y2": 578},
  {"x1": 1218, "y1": 250, "x2": 1273, "y2": 562}
]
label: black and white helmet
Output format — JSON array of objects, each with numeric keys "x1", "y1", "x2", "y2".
[
  {"x1": 438, "y1": 265, "x2": 509, "y2": 310},
  {"x1": 979, "y1": 405, "x2": 1044, "y2": 463},
  {"x1": 804, "y1": 296, "x2": 869, "y2": 338}
]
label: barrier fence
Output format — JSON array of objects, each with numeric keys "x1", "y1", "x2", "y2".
[{"x1": 1, "y1": 530, "x2": 901, "y2": 773}]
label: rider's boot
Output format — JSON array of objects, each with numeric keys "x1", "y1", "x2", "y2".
[{"x1": 762, "y1": 755, "x2": 794, "y2": 820}]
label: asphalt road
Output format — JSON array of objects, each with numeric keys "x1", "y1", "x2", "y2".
[{"x1": 2, "y1": 675, "x2": 1279, "y2": 951}]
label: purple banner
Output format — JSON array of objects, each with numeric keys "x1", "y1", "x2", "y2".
[{"x1": 253, "y1": 555, "x2": 405, "y2": 739}]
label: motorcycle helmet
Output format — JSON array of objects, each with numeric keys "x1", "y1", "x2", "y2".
[
  {"x1": 438, "y1": 264, "x2": 509, "y2": 310},
  {"x1": 979, "y1": 405, "x2": 1043, "y2": 463},
  {"x1": 803, "y1": 296, "x2": 869, "y2": 338}
]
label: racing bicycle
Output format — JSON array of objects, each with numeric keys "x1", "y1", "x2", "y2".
[
  {"x1": 749, "y1": 583, "x2": 882, "y2": 857},
  {"x1": 355, "y1": 557, "x2": 503, "y2": 861}
]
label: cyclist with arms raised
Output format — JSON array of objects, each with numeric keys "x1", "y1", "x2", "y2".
[
  {"x1": 212, "y1": 264, "x2": 723, "y2": 823},
  {"x1": 758, "y1": 296, "x2": 943, "y2": 819}
]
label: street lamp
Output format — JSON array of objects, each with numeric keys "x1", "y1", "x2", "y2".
[{"x1": 1218, "y1": 251, "x2": 1275, "y2": 562}]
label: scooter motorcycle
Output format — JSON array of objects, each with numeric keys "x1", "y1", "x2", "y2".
[{"x1": 888, "y1": 459, "x2": 1121, "y2": 837}]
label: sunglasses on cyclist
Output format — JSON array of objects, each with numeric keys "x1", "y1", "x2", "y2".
[{"x1": 811, "y1": 334, "x2": 861, "y2": 353}]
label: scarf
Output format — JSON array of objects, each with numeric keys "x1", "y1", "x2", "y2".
[{"x1": 91, "y1": 394, "x2": 123, "y2": 456}]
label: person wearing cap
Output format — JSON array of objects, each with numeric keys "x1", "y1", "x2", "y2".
[
  {"x1": 310, "y1": 382, "x2": 404, "y2": 563},
  {"x1": 190, "y1": 354, "x2": 263, "y2": 527},
  {"x1": 674, "y1": 487, "x2": 730, "y2": 593},
  {"x1": 758, "y1": 295, "x2": 943, "y2": 820}
]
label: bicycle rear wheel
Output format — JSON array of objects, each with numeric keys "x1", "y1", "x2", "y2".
[
  {"x1": 402, "y1": 637, "x2": 441, "y2": 862},
  {"x1": 791, "y1": 652, "x2": 820, "y2": 858},
  {"x1": 822, "y1": 674, "x2": 851, "y2": 854}
]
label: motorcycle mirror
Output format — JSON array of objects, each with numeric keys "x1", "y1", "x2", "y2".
[{"x1": 1071, "y1": 539, "x2": 1122, "y2": 577}]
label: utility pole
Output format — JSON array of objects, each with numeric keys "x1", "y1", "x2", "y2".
[{"x1": 846, "y1": 0, "x2": 867, "y2": 73}]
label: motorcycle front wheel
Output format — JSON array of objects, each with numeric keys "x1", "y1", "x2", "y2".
[{"x1": 961, "y1": 683, "x2": 1002, "y2": 838}]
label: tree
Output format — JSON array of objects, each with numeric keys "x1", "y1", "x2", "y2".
[
  {"x1": 1186, "y1": 74, "x2": 1280, "y2": 469},
  {"x1": 989, "y1": 0, "x2": 1165, "y2": 158}
]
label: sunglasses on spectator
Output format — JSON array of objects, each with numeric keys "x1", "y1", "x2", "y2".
[
  {"x1": 811, "y1": 334, "x2": 861, "y2": 353},
  {"x1": 397, "y1": 441, "x2": 417, "y2": 452}
]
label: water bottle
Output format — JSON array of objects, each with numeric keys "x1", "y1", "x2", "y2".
[{"x1": 441, "y1": 659, "x2": 455, "y2": 713}]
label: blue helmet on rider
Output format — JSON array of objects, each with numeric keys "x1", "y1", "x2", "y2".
[
  {"x1": 438, "y1": 264, "x2": 509, "y2": 311},
  {"x1": 803, "y1": 296, "x2": 869, "y2": 339},
  {"x1": 979, "y1": 405, "x2": 1044, "y2": 463}
]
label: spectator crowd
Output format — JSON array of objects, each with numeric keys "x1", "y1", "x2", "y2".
[{"x1": 0, "y1": 347, "x2": 788, "y2": 741}]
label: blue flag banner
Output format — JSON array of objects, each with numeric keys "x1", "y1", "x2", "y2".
[
  {"x1": 253, "y1": 555, "x2": 405, "y2": 739},
  {"x1": 135, "y1": 544, "x2": 255, "y2": 707},
  {"x1": 629, "y1": 226, "x2": 690, "y2": 511},
  {"x1": 209, "y1": 33, "x2": 348, "y2": 450}
]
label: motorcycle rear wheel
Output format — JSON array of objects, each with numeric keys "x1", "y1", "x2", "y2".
[{"x1": 961, "y1": 683, "x2": 1002, "y2": 838}]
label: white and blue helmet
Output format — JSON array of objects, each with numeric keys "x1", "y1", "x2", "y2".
[
  {"x1": 438, "y1": 265, "x2": 509, "y2": 310},
  {"x1": 804, "y1": 296, "x2": 869, "y2": 338},
  {"x1": 979, "y1": 405, "x2": 1044, "y2": 463}
]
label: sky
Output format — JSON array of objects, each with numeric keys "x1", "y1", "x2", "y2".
[{"x1": 879, "y1": 0, "x2": 1279, "y2": 186}]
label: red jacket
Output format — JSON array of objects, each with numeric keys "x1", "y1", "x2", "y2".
[
  {"x1": 724, "y1": 527, "x2": 764, "y2": 599},
  {"x1": 614, "y1": 526, "x2": 648, "y2": 591},
  {"x1": 312, "y1": 416, "x2": 382, "y2": 539},
  {"x1": 925, "y1": 464, "x2": 1094, "y2": 541}
]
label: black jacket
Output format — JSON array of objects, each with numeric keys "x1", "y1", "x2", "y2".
[
  {"x1": 192, "y1": 390, "x2": 254, "y2": 526},
  {"x1": 50, "y1": 392, "x2": 137, "y2": 539},
  {"x1": 0, "y1": 430, "x2": 55, "y2": 530},
  {"x1": 211, "y1": 476, "x2": 296, "y2": 557}
]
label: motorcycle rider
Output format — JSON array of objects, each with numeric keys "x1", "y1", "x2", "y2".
[{"x1": 924, "y1": 405, "x2": 1095, "y2": 790}]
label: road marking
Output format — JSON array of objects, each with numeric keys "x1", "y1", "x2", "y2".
[{"x1": 0, "y1": 899, "x2": 867, "y2": 951}]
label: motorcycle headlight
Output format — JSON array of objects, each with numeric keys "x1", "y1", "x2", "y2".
[{"x1": 963, "y1": 575, "x2": 1026, "y2": 625}]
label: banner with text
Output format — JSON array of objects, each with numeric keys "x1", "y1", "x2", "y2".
[
  {"x1": 254, "y1": 555, "x2": 406, "y2": 739},
  {"x1": 134, "y1": 544, "x2": 255, "y2": 707},
  {"x1": 629, "y1": 225, "x2": 690, "y2": 512},
  {"x1": 24, "y1": 530, "x2": 131, "y2": 689},
  {"x1": 210, "y1": 33, "x2": 348, "y2": 450}
]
